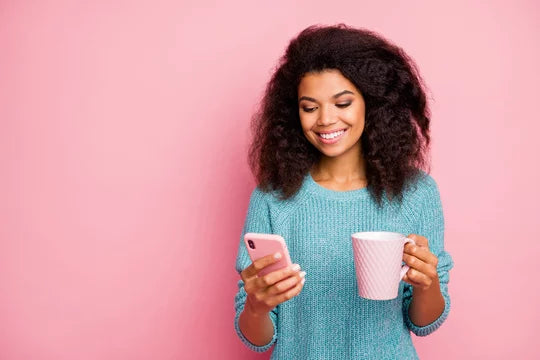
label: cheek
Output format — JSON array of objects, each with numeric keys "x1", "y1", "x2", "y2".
[
  {"x1": 304, "y1": 130, "x2": 316, "y2": 142},
  {"x1": 355, "y1": 120, "x2": 365, "y2": 133},
  {"x1": 299, "y1": 117, "x2": 314, "y2": 132},
  {"x1": 346, "y1": 111, "x2": 365, "y2": 131}
]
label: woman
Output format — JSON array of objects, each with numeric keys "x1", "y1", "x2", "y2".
[{"x1": 233, "y1": 23, "x2": 454, "y2": 359}]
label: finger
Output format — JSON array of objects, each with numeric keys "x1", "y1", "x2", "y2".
[
  {"x1": 407, "y1": 234, "x2": 428, "y2": 247},
  {"x1": 403, "y1": 253, "x2": 438, "y2": 279},
  {"x1": 257, "y1": 263, "x2": 302, "y2": 289},
  {"x1": 403, "y1": 245, "x2": 438, "y2": 266},
  {"x1": 273, "y1": 275, "x2": 306, "y2": 305},
  {"x1": 243, "y1": 253, "x2": 282, "y2": 279},
  {"x1": 402, "y1": 273, "x2": 424, "y2": 288},
  {"x1": 406, "y1": 268, "x2": 432, "y2": 288},
  {"x1": 267, "y1": 270, "x2": 306, "y2": 296}
]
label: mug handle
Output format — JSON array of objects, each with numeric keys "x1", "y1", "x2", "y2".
[{"x1": 400, "y1": 237, "x2": 416, "y2": 280}]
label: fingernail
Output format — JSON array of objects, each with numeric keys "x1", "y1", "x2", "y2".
[
  {"x1": 291, "y1": 264, "x2": 300, "y2": 271},
  {"x1": 301, "y1": 278, "x2": 306, "y2": 285},
  {"x1": 274, "y1": 252, "x2": 282, "y2": 259},
  {"x1": 299, "y1": 271, "x2": 306, "y2": 278}
]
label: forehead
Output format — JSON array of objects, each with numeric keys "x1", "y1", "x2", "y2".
[{"x1": 298, "y1": 69, "x2": 356, "y2": 96}]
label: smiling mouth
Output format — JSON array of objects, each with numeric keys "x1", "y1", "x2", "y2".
[
  {"x1": 316, "y1": 128, "x2": 347, "y2": 143},
  {"x1": 317, "y1": 129, "x2": 346, "y2": 139}
]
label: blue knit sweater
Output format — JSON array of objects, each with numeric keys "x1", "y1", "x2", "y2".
[{"x1": 234, "y1": 171, "x2": 453, "y2": 359}]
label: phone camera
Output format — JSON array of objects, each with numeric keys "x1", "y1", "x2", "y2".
[{"x1": 248, "y1": 240, "x2": 255, "y2": 249}]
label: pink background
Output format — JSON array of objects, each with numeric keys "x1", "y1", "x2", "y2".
[{"x1": 1, "y1": 1, "x2": 538, "y2": 359}]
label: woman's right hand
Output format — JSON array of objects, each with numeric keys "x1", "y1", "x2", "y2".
[{"x1": 240, "y1": 253, "x2": 306, "y2": 317}]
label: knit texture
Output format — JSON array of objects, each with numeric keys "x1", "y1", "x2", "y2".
[{"x1": 234, "y1": 171, "x2": 453, "y2": 359}]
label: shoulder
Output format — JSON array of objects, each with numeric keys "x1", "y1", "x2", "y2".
[
  {"x1": 244, "y1": 186, "x2": 274, "y2": 218},
  {"x1": 245, "y1": 186, "x2": 283, "y2": 216},
  {"x1": 249, "y1": 185, "x2": 281, "y2": 205},
  {"x1": 249, "y1": 186, "x2": 269, "y2": 202},
  {"x1": 250, "y1": 183, "x2": 311, "y2": 226},
  {"x1": 251, "y1": 182, "x2": 309, "y2": 206},
  {"x1": 414, "y1": 170, "x2": 440, "y2": 192},
  {"x1": 403, "y1": 170, "x2": 442, "y2": 206}
]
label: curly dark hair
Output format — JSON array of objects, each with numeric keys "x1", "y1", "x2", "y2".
[{"x1": 248, "y1": 23, "x2": 432, "y2": 206}]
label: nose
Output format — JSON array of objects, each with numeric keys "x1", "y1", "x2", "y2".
[{"x1": 317, "y1": 104, "x2": 338, "y2": 126}]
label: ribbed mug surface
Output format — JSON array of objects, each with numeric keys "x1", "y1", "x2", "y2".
[{"x1": 351, "y1": 231, "x2": 413, "y2": 300}]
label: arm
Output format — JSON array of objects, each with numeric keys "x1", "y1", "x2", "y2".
[
  {"x1": 235, "y1": 281, "x2": 277, "y2": 348},
  {"x1": 407, "y1": 273, "x2": 445, "y2": 327},
  {"x1": 233, "y1": 187, "x2": 278, "y2": 352},
  {"x1": 402, "y1": 175, "x2": 454, "y2": 336}
]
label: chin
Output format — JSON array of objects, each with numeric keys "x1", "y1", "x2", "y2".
[{"x1": 317, "y1": 147, "x2": 346, "y2": 158}]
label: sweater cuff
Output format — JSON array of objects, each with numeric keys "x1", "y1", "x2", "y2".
[
  {"x1": 234, "y1": 304, "x2": 278, "y2": 352},
  {"x1": 403, "y1": 292, "x2": 451, "y2": 337}
]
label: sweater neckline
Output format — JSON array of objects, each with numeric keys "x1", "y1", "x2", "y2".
[{"x1": 304, "y1": 171, "x2": 370, "y2": 200}]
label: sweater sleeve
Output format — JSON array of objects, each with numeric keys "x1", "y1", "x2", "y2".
[
  {"x1": 233, "y1": 187, "x2": 278, "y2": 352},
  {"x1": 402, "y1": 175, "x2": 454, "y2": 336}
]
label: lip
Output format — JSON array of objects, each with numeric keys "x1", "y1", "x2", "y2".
[
  {"x1": 316, "y1": 128, "x2": 347, "y2": 144},
  {"x1": 316, "y1": 128, "x2": 347, "y2": 134}
]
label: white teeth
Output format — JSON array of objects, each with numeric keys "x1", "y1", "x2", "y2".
[{"x1": 319, "y1": 130, "x2": 345, "y2": 139}]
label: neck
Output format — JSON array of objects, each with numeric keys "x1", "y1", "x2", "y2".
[{"x1": 311, "y1": 142, "x2": 367, "y2": 182}]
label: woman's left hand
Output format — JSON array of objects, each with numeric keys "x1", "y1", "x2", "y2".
[{"x1": 402, "y1": 234, "x2": 439, "y2": 291}]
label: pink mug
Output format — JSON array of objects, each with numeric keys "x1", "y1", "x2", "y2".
[{"x1": 351, "y1": 231, "x2": 416, "y2": 300}]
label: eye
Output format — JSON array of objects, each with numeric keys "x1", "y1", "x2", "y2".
[
  {"x1": 336, "y1": 102, "x2": 351, "y2": 108},
  {"x1": 302, "y1": 107, "x2": 316, "y2": 113}
]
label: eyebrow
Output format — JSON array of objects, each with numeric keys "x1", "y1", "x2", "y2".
[{"x1": 298, "y1": 90, "x2": 355, "y2": 103}]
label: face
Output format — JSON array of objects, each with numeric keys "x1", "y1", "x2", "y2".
[{"x1": 297, "y1": 69, "x2": 366, "y2": 158}]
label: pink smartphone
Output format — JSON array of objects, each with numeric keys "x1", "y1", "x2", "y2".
[{"x1": 244, "y1": 233, "x2": 293, "y2": 277}]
